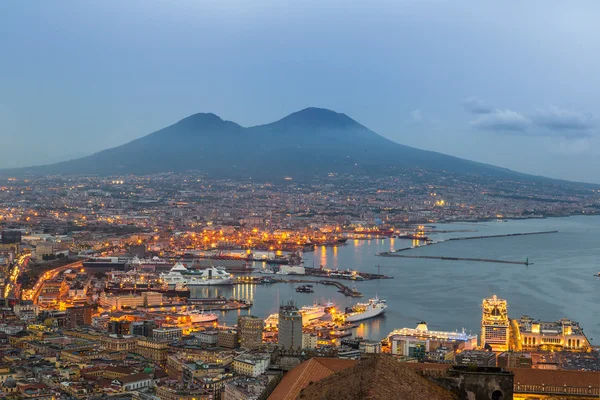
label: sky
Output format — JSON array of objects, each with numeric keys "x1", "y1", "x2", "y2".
[{"x1": 1, "y1": 1, "x2": 600, "y2": 182}]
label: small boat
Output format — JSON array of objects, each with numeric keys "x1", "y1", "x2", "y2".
[{"x1": 295, "y1": 285, "x2": 314, "y2": 293}]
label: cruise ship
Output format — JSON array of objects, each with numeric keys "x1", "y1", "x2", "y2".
[
  {"x1": 160, "y1": 262, "x2": 234, "y2": 286},
  {"x1": 344, "y1": 297, "x2": 387, "y2": 322}
]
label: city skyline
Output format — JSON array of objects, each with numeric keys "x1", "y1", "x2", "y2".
[{"x1": 2, "y1": 1, "x2": 600, "y2": 182}]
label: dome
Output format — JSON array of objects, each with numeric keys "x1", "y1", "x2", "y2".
[{"x1": 3, "y1": 377, "x2": 16, "y2": 388}]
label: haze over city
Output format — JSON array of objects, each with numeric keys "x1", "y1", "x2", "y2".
[
  {"x1": 1, "y1": 1, "x2": 600, "y2": 182},
  {"x1": 2, "y1": 2, "x2": 600, "y2": 400}
]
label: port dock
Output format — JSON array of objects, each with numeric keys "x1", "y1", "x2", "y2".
[{"x1": 236, "y1": 277, "x2": 363, "y2": 297}]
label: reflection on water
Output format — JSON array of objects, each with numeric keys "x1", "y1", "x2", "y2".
[
  {"x1": 192, "y1": 216, "x2": 600, "y2": 343},
  {"x1": 355, "y1": 316, "x2": 383, "y2": 339}
]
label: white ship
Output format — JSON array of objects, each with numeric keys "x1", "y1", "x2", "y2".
[
  {"x1": 178, "y1": 309, "x2": 218, "y2": 323},
  {"x1": 300, "y1": 304, "x2": 326, "y2": 323},
  {"x1": 159, "y1": 262, "x2": 188, "y2": 285},
  {"x1": 264, "y1": 303, "x2": 327, "y2": 327},
  {"x1": 345, "y1": 297, "x2": 387, "y2": 322},
  {"x1": 160, "y1": 262, "x2": 233, "y2": 286}
]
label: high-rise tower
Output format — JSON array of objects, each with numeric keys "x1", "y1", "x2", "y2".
[
  {"x1": 278, "y1": 300, "x2": 302, "y2": 350},
  {"x1": 481, "y1": 295, "x2": 509, "y2": 351}
]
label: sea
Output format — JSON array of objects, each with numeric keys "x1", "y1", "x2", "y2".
[{"x1": 190, "y1": 215, "x2": 600, "y2": 344}]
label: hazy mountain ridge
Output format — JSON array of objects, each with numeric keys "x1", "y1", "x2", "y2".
[{"x1": 1, "y1": 107, "x2": 582, "y2": 184}]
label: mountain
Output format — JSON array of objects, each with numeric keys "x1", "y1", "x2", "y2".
[{"x1": 3, "y1": 108, "x2": 554, "y2": 181}]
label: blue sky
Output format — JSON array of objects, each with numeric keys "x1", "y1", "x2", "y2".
[{"x1": 1, "y1": 1, "x2": 599, "y2": 182}]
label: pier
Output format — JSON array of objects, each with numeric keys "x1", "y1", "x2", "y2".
[
  {"x1": 379, "y1": 254, "x2": 532, "y2": 266},
  {"x1": 446, "y1": 230, "x2": 558, "y2": 241},
  {"x1": 236, "y1": 276, "x2": 364, "y2": 297},
  {"x1": 379, "y1": 230, "x2": 558, "y2": 257}
]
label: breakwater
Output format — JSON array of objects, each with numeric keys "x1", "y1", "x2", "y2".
[
  {"x1": 379, "y1": 230, "x2": 558, "y2": 256},
  {"x1": 377, "y1": 254, "x2": 532, "y2": 266}
]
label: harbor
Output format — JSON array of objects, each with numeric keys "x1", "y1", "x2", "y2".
[{"x1": 209, "y1": 216, "x2": 600, "y2": 345}]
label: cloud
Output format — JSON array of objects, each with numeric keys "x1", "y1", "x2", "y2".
[
  {"x1": 462, "y1": 96, "x2": 493, "y2": 114},
  {"x1": 467, "y1": 103, "x2": 595, "y2": 139},
  {"x1": 531, "y1": 106, "x2": 593, "y2": 132},
  {"x1": 411, "y1": 109, "x2": 423, "y2": 122},
  {"x1": 470, "y1": 109, "x2": 530, "y2": 132}
]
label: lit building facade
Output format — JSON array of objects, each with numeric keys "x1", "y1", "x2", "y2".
[
  {"x1": 514, "y1": 316, "x2": 591, "y2": 352},
  {"x1": 481, "y1": 295, "x2": 509, "y2": 351}
]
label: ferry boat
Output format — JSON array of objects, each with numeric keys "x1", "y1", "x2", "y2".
[
  {"x1": 160, "y1": 262, "x2": 233, "y2": 286},
  {"x1": 264, "y1": 303, "x2": 328, "y2": 327},
  {"x1": 344, "y1": 297, "x2": 387, "y2": 322},
  {"x1": 177, "y1": 309, "x2": 218, "y2": 323}
]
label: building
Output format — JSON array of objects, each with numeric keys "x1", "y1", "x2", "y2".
[
  {"x1": 98, "y1": 291, "x2": 163, "y2": 310},
  {"x1": 223, "y1": 376, "x2": 269, "y2": 400},
  {"x1": 35, "y1": 241, "x2": 55, "y2": 258},
  {"x1": 153, "y1": 327, "x2": 183, "y2": 341},
  {"x1": 195, "y1": 330, "x2": 219, "y2": 346},
  {"x1": 268, "y1": 356, "x2": 458, "y2": 400},
  {"x1": 238, "y1": 315, "x2": 263, "y2": 349},
  {"x1": 112, "y1": 372, "x2": 152, "y2": 391},
  {"x1": 232, "y1": 354, "x2": 270, "y2": 377},
  {"x1": 359, "y1": 340, "x2": 382, "y2": 354},
  {"x1": 1, "y1": 231, "x2": 21, "y2": 245},
  {"x1": 65, "y1": 306, "x2": 93, "y2": 328},
  {"x1": 514, "y1": 315, "x2": 591, "y2": 352},
  {"x1": 481, "y1": 295, "x2": 509, "y2": 351},
  {"x1": 425, "y1": 347, "x2": 455, "y2": 363},
  {"x1": 278, "y1": 300, "x2": 302, "y2": 350},
  {"x1": 14, "y1": 302, "x2": 39, "y2": 322},
  {"x1": 155, "y1": 384, "x2": 210, "y2": 400},
  {"x1": 130, "y1": 320, "x2": 154, "y2": 337},
  {"x1": 218, "y1": 329, "x2": 239, "y2": 349},
  {"x1": 302, "y1": 333, "x2": 317, "y2": 349},
  {"x1": 136, "y1": 338, "x2": 169, "y2": 366},
  {"x1": 455, "y1": 350, "x2": 497, "y2": 367},
  {"x1": 497, "y1": 352, "x2": 532, "y2": 368}
]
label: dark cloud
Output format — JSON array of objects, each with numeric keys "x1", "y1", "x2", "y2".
[
  {"x1": 470, "y1": 109, "x2": 529, "y2": 132},
  {"x1": 462, "y1": 96, "x2": 493, "y2": 114},
  {"x1": 531, "y1": 106, "x2": 593, "y2": 131}
]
